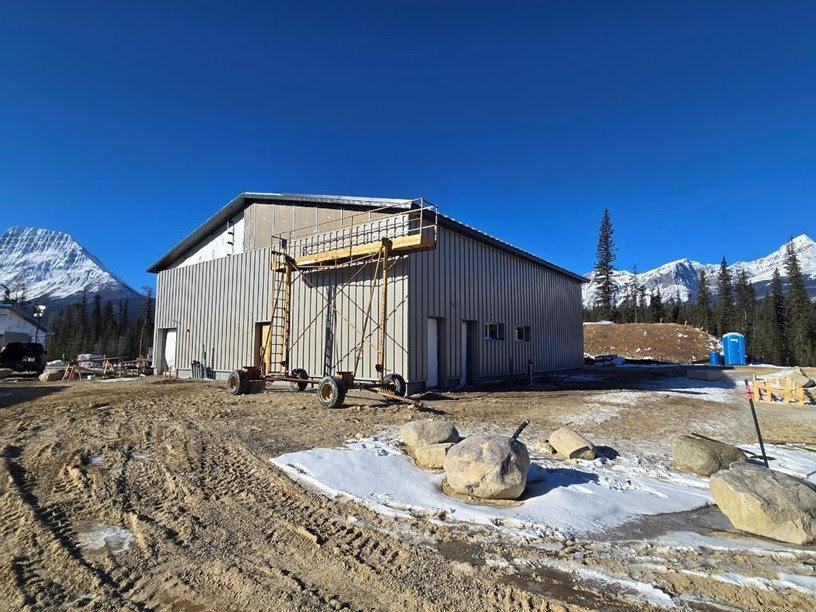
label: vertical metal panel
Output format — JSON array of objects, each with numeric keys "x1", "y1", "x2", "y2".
[
  {"x1": 154, "y1": 210, "x2": 411, "y2": 380},
  {"x1": 153, "y1": 204, "x2": 582, "y2": 385},
  {"x1": 408, "y1": 226, "x2": 583, "y2": 387}
]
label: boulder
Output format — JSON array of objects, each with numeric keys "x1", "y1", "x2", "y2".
[
  {"x1": 672, "y1": 434, "x2": 747, "y2": 476},
  {"x1": 414, "y1": 443, "x2": 455, "y2": 469},
  {"x1": 710, "y1": 463, "x2": 816, "y2": 545},
  {"x1": 443, "y1": 435, "x2": 530, "y2": 500},
  {"x1": 767, "y1": 367, "x2": 815, "y2": 388},
  {"x1": 400, "y1": 420, "x2": 459, "y2": 450},
  {"x1": 39, "y1": 369, "x2": 65, "y2": 382},
  {"x1": 0, "y1": 368, "x2": 13, "y2": 380},
  {"x1": 549, "y1": 428, "x2": 596, "y2": 460},
  {"x1": 533, "y1": 440, "x2": 557, "y2": 456}
]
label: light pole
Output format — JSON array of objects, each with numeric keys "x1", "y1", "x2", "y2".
[{"x1": 33, "y1": 304, "x2": 46, "y2": 345}]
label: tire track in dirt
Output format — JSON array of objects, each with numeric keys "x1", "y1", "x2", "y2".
[
  {"x1": 14, "y1": 377, "x2": 808, "y2": 609},
  {"x1": 0, "y1": 444, "x2": 144, "y2": 611},
  {"x1": 191, "y1": 434, "x2": 581, "y2": 611}
]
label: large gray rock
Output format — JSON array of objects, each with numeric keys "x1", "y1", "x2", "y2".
[
  {"x1": 767, "y1": 367, "x2": 815, "y2": 388},
  {"x1": 549, "y1": 428, "x2": 596, "y2": 460},
  {"x1": 710, "y1": 463, "x2": 816, "y2": 545},
  {"x1": 0, "y1": 368, "x2": 13, "y2": 380},
  {"x1": 39, "y1": 369, "x2": 65, "y2": 382},
  {"x1": 672, "y1": 434, "x2": 747, "y2": 476},
  {"x1": 443, "y1": 435, "x2": 530, "y2": 500},
  {"x1": 414, "y1": 443, "x2": 455, "y2": 469},
  {"x1": 400, "y1": 420, "x2": 459, "y2": 450}
]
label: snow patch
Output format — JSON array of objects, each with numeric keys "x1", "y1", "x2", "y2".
[
  {"x1": 77, "y1": 524, "x2": 133, "y2": 555},
  {"x1": 271, "y1": 436, "x2": 712, "y2": 538}
]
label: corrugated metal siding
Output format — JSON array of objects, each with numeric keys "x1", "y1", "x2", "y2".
[
  {"x1": 153, "y1": 246, "x2": 409, "y2": 380},
  {"x1": 153, "y1": 203, "x2": 582, "y2": 386},
  {"x1": 289, "y1": 258, "x2": 409, "y2": 379},
  {"x1": 408, "y1": 227, "x2": 583, "y2": 386},
  {"x1": 154, "y1": 248, "x2": 271, "y2": 374}
]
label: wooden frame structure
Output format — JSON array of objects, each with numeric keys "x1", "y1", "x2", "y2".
[
  {"x1": 228, "y1": 201, "x2": 438, "y2": 407},
  {"x1": 752, "y1": 374, "x2": 816, "y2": 406}
]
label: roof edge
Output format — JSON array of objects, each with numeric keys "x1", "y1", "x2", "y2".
[
  {"x1": 147, "y1": 192, "x2": 587, "y2": 284},
  {"x1": 146, "y1": 192, "x2": 416, "y2": 273},
  {"x1": 437, "y1": 214, "x2": 588, "y2": 283}
]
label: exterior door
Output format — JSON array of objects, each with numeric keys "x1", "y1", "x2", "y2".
[
  {"x1": 163, "y1": 329, "x2": 177, "y2": 371},
  {"x1": 427, "y1": 318, "x2": 439, "y2": 388},
  {"x1": 256, "y1": 323, "x2": 271, "y2": 374},
  {"x1": 460, "y1": 321, "x2": 468, "y2": 386}
]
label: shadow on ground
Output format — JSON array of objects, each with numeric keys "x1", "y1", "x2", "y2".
[
  {"x1": 0, "y1": 383, "x2": 68, "y2": 409},
  {"x1": 519, "y1": 464, "x2": 600, "y2": 500}
]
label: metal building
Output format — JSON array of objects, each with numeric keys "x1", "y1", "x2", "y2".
[{"x1": 148, "y1": 193, "x2": 585, "y2": 393}]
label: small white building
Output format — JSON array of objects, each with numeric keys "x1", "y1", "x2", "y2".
[{"x1": 0, "y1": 305, "x2": 49, "y2": 347}]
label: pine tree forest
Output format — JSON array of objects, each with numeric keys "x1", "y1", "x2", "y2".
[
  {"x1": 584, "y1": 218, "x2": 816, "y2": 366},
  {"x1": 2, "y1": 289, "x2": 155, "y2": 362}
]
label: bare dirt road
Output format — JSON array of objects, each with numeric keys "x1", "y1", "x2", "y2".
[{"x1": 2, "y1": 369, "x2": 816, "y2": 611}]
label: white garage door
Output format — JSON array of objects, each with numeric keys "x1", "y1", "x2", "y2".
[{"x1": 164, "y1": 329, "x2": 177, "y2": 370}]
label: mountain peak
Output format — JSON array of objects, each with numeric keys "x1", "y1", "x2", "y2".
[
  {"x1": 0, "y1": 225, "x2": 141, "y2": 304},
  {"x1": 583, "y1": 234, "x2": 816, "y2": 308},
  {"x1": 790, "y1": 234, "x2": 814, "y2": 247}
]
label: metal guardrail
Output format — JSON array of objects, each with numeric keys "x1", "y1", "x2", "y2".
[{"x1": 270, "y1": 200, "x2": 438, "y2": 261}]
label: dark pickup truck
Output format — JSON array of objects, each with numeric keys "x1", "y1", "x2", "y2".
[{"x1": 0, "y1": 342, "x2": 47, "y2": 374}]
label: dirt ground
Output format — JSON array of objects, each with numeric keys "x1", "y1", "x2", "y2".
[
  {"x1": 583, "y1": 323, "x2": 716, "y2": 363},
  {"x1": 2, "y1": 367, "x2": 816, "y2": 611}
]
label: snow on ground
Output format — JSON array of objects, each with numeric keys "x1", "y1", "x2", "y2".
[
  {"x1": 272, "y1": 435, "x2": 816, "y2": 542},
  {"x1": 657, "y1": 531, "x2": 816, "y2": 556},
  {"x1": 557, "y1": 371, "x2": 742, "y2": 404},
  {"x1": 640, "y1": 377, "x2": 740, "y2": 404},
  {"x1": 272, "y1": 435, "x2": 713, "y2": 539},
  {"x1": 740, "y1": 443, "x2": 816, "y2": 479},
  {"x1": 77, "y1": 524, "x2": 133, "y2": 555}
]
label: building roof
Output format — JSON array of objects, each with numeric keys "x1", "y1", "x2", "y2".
[
  {"x1": 146, "y1": 192, "x2": 587, "y2": 283},
  {"x1": 0, "y1": 304, "x2": 50, "y2": 333}
]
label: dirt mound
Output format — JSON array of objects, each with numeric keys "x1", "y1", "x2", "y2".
[{"x1": 584, "y1": 322, "x2": 718, "y2": 363}]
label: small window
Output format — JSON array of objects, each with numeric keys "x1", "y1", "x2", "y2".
[
  {"x1": 515, "y1": 326, "x2": 531, "y2": 342},
  {"x1": 484, "y1": 322, "x2": 505, "y2": 341}
]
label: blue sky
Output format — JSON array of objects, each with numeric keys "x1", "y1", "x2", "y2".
[{"x1": 1, "y1": 1, "x2": 814, "y2": 292}]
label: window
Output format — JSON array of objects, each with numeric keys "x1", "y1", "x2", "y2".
[
  {"x1": 484, "y1": 322, "x2": 505, "y2": 341},
  {"x1": 515, "y1": 325, "x2": 531, "y2": 342}
]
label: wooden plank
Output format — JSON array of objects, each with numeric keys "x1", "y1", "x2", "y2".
[{"x1": 293, "y1": 234, "x2": 436, "y2": 268}]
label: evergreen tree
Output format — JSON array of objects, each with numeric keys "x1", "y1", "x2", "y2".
[
  {"x1": 695, "y1": 268, "x2": 712, "y2": 332},
  {"x1": 768, "y1": 268, "x2": 788, "y2": 364},
  {"x1": 592, "y1": 209, "x2": 617, "y2": 319},
  {"x1": 90, "y1": 293, "x2": 103, "y2": 351},
  {"x1": 138, "y1": 288, "x2": 155, "y2": 358},
  {"x1": 101, "y1": 300, "x2": 117, "y2": 355},
  {"x1": 784, "y1": 238, "x2": 816, "y2": 365},
  {"x1": 666, "y1": 297, "x2": 680, "y2": 323},
  {"x1": 715, "y1": 258, "x2": 734, "y2": 335},
  {"x1": 734, "y1": 269, "x2": 756, "y2": 356},
  {"x1": 637, "y1": 282, "x2": 648, "y2": 323},
  {"x1": 649, "y1": 288, "x2": 664, "y2": 323},
  {"x1": 117, "y1": 300, "x2": 130, "y2": 356},
  {"x1": 620, "y1": 266, "x2": 639, "y2": 323}
]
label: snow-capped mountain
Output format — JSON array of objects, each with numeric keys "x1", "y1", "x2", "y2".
[
  {"x1": 0, "y1": 226, "x2": 144, "y2": 308},
  {"x1": 583, "y1": 234, "x2": 816, "y2": 308}
]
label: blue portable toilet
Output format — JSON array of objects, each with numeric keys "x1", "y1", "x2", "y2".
[{"x1": 722, "y1": 332, "x2": 746, "y2": 366}]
